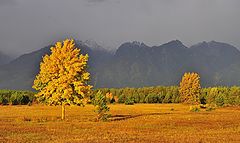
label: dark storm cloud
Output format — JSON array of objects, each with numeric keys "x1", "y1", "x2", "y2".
[{"x1": 0, "y1": 0, "x2": 240, "y2": 57}]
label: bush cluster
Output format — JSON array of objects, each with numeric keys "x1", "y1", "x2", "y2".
[
  {"x1": 93, "y1": 86, "x2": 240, "y2": 107},
  {"x1": 200, "y1": 86, "x2": 240, "y2": 106},
  {"x1": 93, "y1": 86, "x2": 180, "y2": 104},
  {"x1": 0, "y1": 90, "x2": 35, "y2": 105},
  {"x1": 1, "y1": 86, "x2": 240, "y2": 107}
]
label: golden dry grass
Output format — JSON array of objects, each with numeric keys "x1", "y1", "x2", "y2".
[{"x1": 0, "y1": 104, "x2": 240, "y2": 143}]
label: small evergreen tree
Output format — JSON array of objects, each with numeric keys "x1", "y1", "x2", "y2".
[{"x1": 92, "y1": 91, "x2": 110, "y2": 121}]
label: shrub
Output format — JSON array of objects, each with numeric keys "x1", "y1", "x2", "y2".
[
  {"x1": 118, "y1": 94, "x2": 126, "y2": 103},
  {"x1": 125, "y1": 98, "x2": 134, "y2": 105},
  {"x1": 132, "y1": 93, "x2": 140, "y2": 103},
  {"x1": 174, "y1": 96, "x2": 180, "y2": 103},
  {"x1": 200, "y1": 96, "x2": 207, "y2": 105},
  {"x1": 189, "y1": 105, "x2": 200, "y2": 112},
  {"x1": 0, "y1": 90, "x2": 35, "y2": 105},
  {"x1": 207, "y1": 88, "x2": 218, "y2": 104},
  {"x1": 162, "y1": 92, "x2": 172, "y2": 103},
  {"x1": 215, "y1": 93, "x2": 225, "y2": 107},
  {"x1": 235, "y1": 97, "x2": 240, "y2": 106},
  {"x1": 0, "y1": 96, "x2": 8, "y2": 105},
  {"x1": 145, "y1": 94, "x2": 158, "y2": 103},
  {"x1": 10, "y1": 93, "x2": 19, "y2": 105},
  {"x1": 205, "y1": 105, "x2": 216, "y2": 112},
  {"x1": 157, "y1": 92, "x2": 165, "y2": 103},
  {"x1": 138, "y1": 93, "x2": 146, "y2": 103},
  {"x1": 0, "y1": 91, "x2": 11, "y2": 105},
  {"x1": 9, "y1": 92, "x2": 31, "y2": 105},
  {"x1": 92, "y1": 91, "x2": 110, "y2": 121}
]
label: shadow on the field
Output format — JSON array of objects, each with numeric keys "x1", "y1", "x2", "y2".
[{"x1": 110, "y1": 112, "x2": 171, "y2": 121}]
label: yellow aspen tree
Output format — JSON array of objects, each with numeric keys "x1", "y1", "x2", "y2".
[
  {"x1": 179, "y1": 72, "x2": 201, "y2": 105},
  {"x1": 33, "y1": 39, "x2": 92, "y2": 120}
]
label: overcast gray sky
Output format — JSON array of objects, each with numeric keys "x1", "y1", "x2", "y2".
[{"x1": 0, "y1": 0, "x2": 240, "y2": 57}]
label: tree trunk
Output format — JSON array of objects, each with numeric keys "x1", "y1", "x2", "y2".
[{"x1": 61, "y1": 104, "x2": 65, "y2": 120}]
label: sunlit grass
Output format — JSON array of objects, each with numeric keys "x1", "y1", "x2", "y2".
[{"x1": 0, "y1": 104, "x2": 240, "y2": 142}]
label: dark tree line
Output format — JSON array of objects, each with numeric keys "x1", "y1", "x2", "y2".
[{"x1": 1, "y1": 86, "x2": 240, "y2": 106}]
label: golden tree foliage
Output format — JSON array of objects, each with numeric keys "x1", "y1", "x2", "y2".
[
  {"x1": 33, "y1": 39, "x2": 92, "y2": 119},
  {"x1": 179, "y1": 72, "x2": 201, "y2": 105}
]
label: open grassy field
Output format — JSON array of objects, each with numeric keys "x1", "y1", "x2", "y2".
[{"x1": 0, "y1": 104, "x2": 240, "y2": 143}]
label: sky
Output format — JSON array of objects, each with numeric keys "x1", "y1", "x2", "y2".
[{"x1": 0, "y1": 0, "x2": 240, "y2": 57}]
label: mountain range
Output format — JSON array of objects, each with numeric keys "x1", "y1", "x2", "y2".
[{"x1": 0, "y1": 40, "x2": 240, "y2": 90}]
